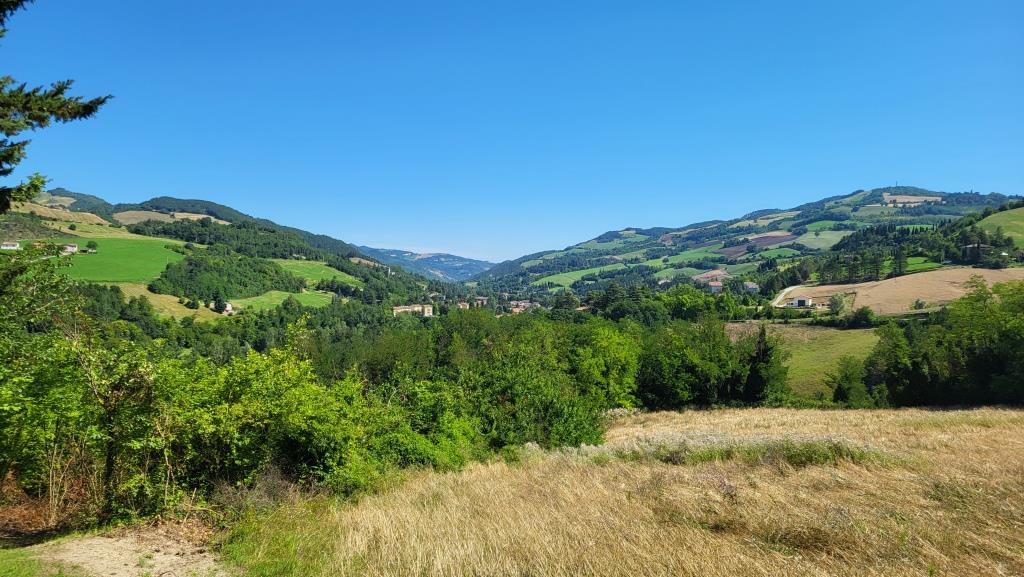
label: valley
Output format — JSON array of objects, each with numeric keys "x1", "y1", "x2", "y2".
[{"x1": 2, "y1": 2, "x2": 1022, "y2": 575}]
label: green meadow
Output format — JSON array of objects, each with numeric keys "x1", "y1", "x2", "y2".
[
  {"x1": 271, "y1": 259, "x2": 363, "y2": 287},
  {"x1": 979, "y1": 207, "x2": 1024, "y2": 248},
  {"x1": 232, "y1": 290, "x2": 335, "y2": 312},
  {"x1": 49, "y1": 236, "x2": 185, "y2": 283}
]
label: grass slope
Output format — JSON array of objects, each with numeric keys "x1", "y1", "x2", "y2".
[
  {"x1": 113, "y1": 283, "x2": 220, "y2": 320},
  {"x1": 794, "y1": 230, "x2": 851, "y2": 250},
  {"x1": 271, "y1": 259, "x2": 363, "y2": 287},
  {"x1": 48, "y1": 237, "x2": 185, "y2": 283},
  {"x1": 727, "y1": 323, "x2": 879, "y2": 397},
  {"x1": 232, "y1": 290, "x2": 334, "y2": 312},
  {"x1": 223, "y1": 408, "x2": 1024, "y2": 577},
  {"x1": 978, "y1": 207, "x2": 1024, "y2": 248}
]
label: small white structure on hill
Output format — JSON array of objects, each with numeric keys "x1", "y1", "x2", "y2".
[
  {"x1": 786, "y1": 296, "x2": 813, "y2": 308},
  {"x1": 62, "y1": 244, "x2": 79, "y2": 254},
  {"x1": 0, "y1": 241, "x2": 20, "y2": 250}
]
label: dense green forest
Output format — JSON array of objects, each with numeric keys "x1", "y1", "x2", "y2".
[
  {"x1": 148, "y1": 247, "x2": 306, "y2": 302},
  {"x1": 129, "y1": 218, "x2": 325, "y2": 260}
]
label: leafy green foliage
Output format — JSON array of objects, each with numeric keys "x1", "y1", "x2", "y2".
[
  {"x1": 148, "y1": 247, "x2": 304, "y2": 300},
  {"x1": 864, "y1": 278, "x2": 1024, "y2": 406}
]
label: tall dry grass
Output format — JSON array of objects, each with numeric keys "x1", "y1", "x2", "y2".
[{"x1": 224, "y1": 408, "x2": 1024, "y2": 577}]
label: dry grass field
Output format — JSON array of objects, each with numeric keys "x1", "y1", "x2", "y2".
[
  {"x1": 790, "y1": 267, "x2": 1024, "y2": 314},
  {"x1": 881, "y1": 193, "x2": 941, "y2": 206},
  {"x1": 114, "y1": 283, "x2": 221, "y2": 320},
  {"x1": 11, "y1": 202, "x2": 109, "y2": 224},
  {"x1": 113, "y1": 210, "x2": 230, "y2": 225},
  {"x1": 224, "y1": 408, "x2": 1024, "y2": 577}
]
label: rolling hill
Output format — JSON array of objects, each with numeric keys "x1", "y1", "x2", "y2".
[
  {"x1": 476, "y1": 186, "x2": 1020, "y2": 293},
  {"x1": 0, "y1": 188, "x2": 444, "y2": 319},
  {"x1": 28, "y1": 189, "x2": 496, "y2": 281},
  {"x1": 978, "y1": 206, "x2": 1024, "y2": 248},
  {"x1": 358, "y1": 246, "x2": 494, "y2": 282}
]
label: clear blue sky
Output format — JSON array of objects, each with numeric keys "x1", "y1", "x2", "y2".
[{"x1": 5, "y1": 1, "x2": 1022, "y2": 261}]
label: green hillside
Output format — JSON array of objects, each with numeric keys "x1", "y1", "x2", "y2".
[
  {"x1": 50, "y1": 236, "x2": 186, "y2": 283},
  {"x1": 979, "y1": 207, "x2": 1024, "y2": 248},
  {"x1": 478, "y1": 186, "x2": 1020, "y2": 294},
  {"x1": 272, "y1": 259, "x2": 364, "y2": 287}
]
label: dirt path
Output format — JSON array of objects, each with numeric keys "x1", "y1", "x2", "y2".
[{"x1": 29, "y1": 524, "x2": 231, "y2": 577}]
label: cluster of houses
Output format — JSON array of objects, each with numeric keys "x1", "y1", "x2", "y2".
[
  {"x1": 508, "y1": 300, "x2": 541, "y2": 314},
  {"x1": 392, "y1": 295, "x2": 542, "y2": 318},
  {"x1": 1, "y1": 241, "x2": 87, "y2": 254},
  {"x1": 694, "y1": 269, "x2": 760, "y2": 295}
]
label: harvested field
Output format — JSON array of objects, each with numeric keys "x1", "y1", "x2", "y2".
[
  {"x1": 113, "y1": 210, "x2": 173, "y2": 224},
  {"x1": 718, "y1": 232, "x2": 797, "y2": 257},
  {"x1": 882, "y1": 192, "x2": 941, "y2": 205},
  {"x1": 114, "y1": 283, "x2": 220, "y2": 320},
  {"x1": 692, "y1": 269, "x2": 729, "y2": 282},
  {"x1": 729, "y1": 211, "x2": 801, "y2": 229},
  {"x1": 11, "y1": 202, "x2": 109, "y2": 224},
  {"x1": 223, "y1": 408, "x2": 1024, "y2": 577},
  {"x1": 782, "y1": 267, "x2": 1024, "y2": 314},
  {"x1": 114, "y1": 210, "x2": 229, "y2": 225}
]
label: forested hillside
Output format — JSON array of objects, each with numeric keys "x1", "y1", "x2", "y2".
[{"x1": 478, "y1": 186, "x2": 1020, "y2": 294}]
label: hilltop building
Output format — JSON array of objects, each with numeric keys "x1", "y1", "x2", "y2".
[
  {"x1": 0, "y1": 241, "x2": 20, "y2": 250},
  {"x1": 707, "y1": 281, "x2": 723, "y2": 294}
]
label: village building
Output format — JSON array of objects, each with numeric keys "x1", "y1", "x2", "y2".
[
  {"x1": 392, "y1": 304, "x2": 434, "y2": 317},
  {"x1": 786, "y1": 296, "x2": 813, "y2": 308},
  {"x1": 472, "y1": 296, "x2": 489, "y2": 307},
  {"x1": 61, "y1": 244, "x2": 79, "y2": 254},
  {"x1": 509, "y1": 300, "x2": 541, "y2": 314},
  {"x1": 743, "y1": 281, "x2": 760, "y2": 294},
  {"x1": 0, "y1": 241, "x2": 20, "y2": 250},
  {"x1": 456, "y1": 302, "x2": 470, "y2": 310},
  {"x1": 707, "y1": 281, "x2": 723, "y2": 294}
]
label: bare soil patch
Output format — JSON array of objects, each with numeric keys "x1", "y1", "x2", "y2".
[{"x1": 31, "y1": 523, "x2": 231, "y2": 577}]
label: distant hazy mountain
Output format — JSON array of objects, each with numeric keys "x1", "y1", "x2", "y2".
[{"x1": 358, "y1": 246, "x2": 494, "y2": 282}]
